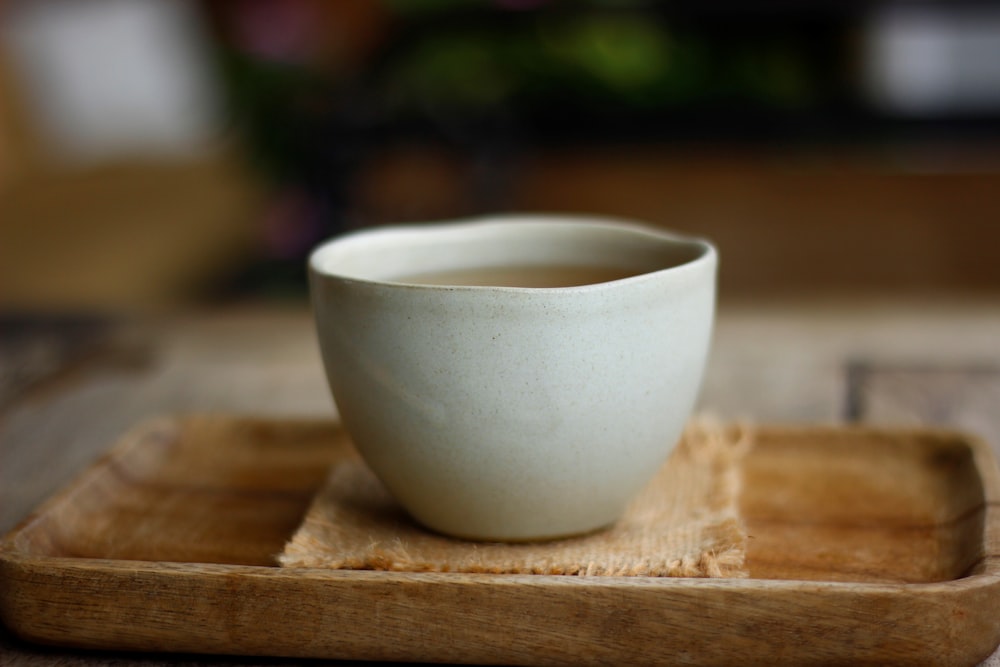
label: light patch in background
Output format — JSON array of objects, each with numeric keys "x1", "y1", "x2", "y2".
[
  {"x1": 864, "y1": 5, "x2": 1000, "y2": 116},
  {"x1": 1, "y1": 0, "x2": 222, "y2": 164}
]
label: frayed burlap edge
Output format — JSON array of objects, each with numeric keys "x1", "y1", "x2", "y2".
[{"x1": 279, "y1": 418, "x2": 753, "y2": 577}]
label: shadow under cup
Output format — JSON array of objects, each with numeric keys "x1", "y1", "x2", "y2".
[{"x1": 309, "y1": 215, "x2": 717, "y2": 541}]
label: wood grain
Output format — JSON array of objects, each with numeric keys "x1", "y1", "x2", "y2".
[{"x1": 2, "y1": 416, "x2": 998, "y2": 666}]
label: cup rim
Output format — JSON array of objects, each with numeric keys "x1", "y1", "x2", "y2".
[{"x1": 309, "y1": 214, "x2": 716, "y2": 292}]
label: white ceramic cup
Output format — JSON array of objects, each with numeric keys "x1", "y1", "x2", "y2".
[{"x1": 309, "y1": 214, "x2": 716, "y2": 541}]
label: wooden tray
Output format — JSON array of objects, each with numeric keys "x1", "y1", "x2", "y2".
[{"x1": 1, "y1": 416, "x2": 998, "y2": 666}]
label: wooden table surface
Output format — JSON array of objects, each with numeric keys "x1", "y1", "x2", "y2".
[{"x1": 2, "y1": 298, "x2": 999, "y2": 666}]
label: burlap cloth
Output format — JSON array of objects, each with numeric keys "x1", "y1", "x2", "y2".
[{"x1": 279, "y1": 420, "x2": 752, "y2": 577}]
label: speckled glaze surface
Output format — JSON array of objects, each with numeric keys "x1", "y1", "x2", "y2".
[{"x1": 309, "y1": 215, "x2": 717, "y2": 541}]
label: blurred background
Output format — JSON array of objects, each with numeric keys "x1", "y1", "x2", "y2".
[{"x1": 3, "y1": 0, "x2": 1000, "y2": 309}]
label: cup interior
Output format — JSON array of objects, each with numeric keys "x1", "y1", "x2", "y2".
[{"x1": 310, "y1": 216, "x2": 713, "y2": 289}]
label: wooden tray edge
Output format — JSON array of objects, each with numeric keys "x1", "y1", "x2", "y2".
[{"x1": 2, "y1": 549, "x2": 999, "y2": 666}]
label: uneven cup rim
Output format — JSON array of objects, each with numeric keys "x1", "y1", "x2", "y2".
[{"x1": 308, "y1": 214, "x2": 716, "y2": 293}]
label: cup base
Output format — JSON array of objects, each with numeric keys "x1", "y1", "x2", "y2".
[{"x1": 415, "y1": 517, "x2": 618, "y2": 544}]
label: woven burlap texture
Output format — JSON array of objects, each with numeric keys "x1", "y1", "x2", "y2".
[{"x1": 279, "y1": 420, "x2": 752, "y2": 577}]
